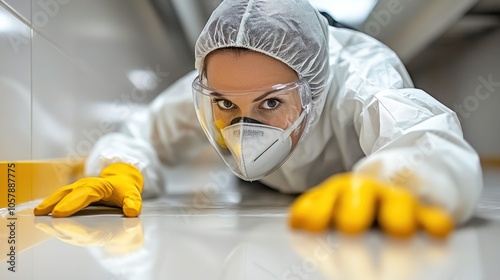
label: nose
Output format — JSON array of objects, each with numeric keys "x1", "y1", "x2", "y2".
[{"x1": 230, "y1": 117, "x2": 263, "y2": 125}]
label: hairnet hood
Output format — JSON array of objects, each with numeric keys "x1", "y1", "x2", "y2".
[{"x1": 194, "y1": 0, "x2": 331, "y2": 125}]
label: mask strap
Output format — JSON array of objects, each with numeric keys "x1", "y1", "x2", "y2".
[{"x1": 281, "y1": 110, "x2": 307, "y2": 140}]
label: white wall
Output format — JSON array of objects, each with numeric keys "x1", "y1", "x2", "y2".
[
  {"x1": 0, "y1": 0, "x2": 193, "y2": 161},
  {"x1": 407, "y1": 29, "x2": 500, "y2": 158},
  {"x1": 0, "y1": 2, "x2": 31, "y2": 161}
]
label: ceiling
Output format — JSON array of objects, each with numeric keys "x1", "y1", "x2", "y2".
[
  {"x1": 442, "y1": 0, "x2": 500, "y2": 40},
  {"x1": 358, "y1": 0, "x2": 500, "y2": 63}
]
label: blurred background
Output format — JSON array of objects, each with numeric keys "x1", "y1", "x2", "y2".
[{"x1": 0, "y1": 0, "x2": 499, "y2": 162}]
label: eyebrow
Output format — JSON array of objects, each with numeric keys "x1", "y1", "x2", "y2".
[
  {"x1": 210, "y1": 89, "x2": 282, "y2": 102},
  {"x1": 252, "y1": 89, "x2": 282, "y2": 102}
]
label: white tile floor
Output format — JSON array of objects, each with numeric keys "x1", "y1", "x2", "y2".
[{"x1": 1, "y1": 165, "x2": 499, "y2": 280}]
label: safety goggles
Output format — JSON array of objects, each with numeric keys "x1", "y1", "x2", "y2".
[{"x1": 192, "y1": 75, "x2": 313, "y2": 180}]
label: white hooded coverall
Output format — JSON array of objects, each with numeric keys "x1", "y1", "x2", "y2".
[{"x1": 86, "y1": 0, "x2": 482, "y2": 224}]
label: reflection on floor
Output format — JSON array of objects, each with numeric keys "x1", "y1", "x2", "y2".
[{"x1": 0, "y1": 165, "x2": 499, "y2": 280}]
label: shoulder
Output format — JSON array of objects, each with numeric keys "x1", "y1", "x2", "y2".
[
  {"x1": 326, "y1": 26, "x2": 413, "y2": 97},
  {"x1": 149, "y1": 70, "x2": 198, "y2": 111},
  {"x1": 327, "y1": 26, "x2": 397, "y2": 57}
]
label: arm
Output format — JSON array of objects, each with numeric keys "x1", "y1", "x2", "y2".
[
  {"x1": 85, "y1": 70, "x2": 206, "y2": 198},
  {"x1": 289, "y1": 28, "x2": 482, "y2": 236},
  {"x1": 351, "y1": 88, "x2": 483, "y2": 224},
  {"x1": 35, "y1": 71, "x2": 206, "y2": 217},
  {"x1": 329, "y1": 28, "x2": 482, "y2": 224}
]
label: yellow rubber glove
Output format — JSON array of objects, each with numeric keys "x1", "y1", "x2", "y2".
[
  {"x1": 34, "y1": 163, "x2": 143, "y2": 218},
  {"x1": 289, "y1": 173, "x2": 454, "y2": 238}
]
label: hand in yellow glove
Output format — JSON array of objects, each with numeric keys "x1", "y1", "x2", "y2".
[
  {"x1": 289, "y1": 173, "x2": 454, "y2": 238},
  {"x1": 34, "y1": 163, "x2": 143, "y2": 218}
]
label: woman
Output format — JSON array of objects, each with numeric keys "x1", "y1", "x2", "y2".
[{"x1": 35, "y1": 0, "x2": 482, "y2": 237}]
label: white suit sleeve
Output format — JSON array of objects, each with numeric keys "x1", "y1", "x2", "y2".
[
  {"x1": 85, "y1": 71, "x2": 206, "y2": 198},
  {"x1": 329, "y1": 30, "x2": 483, "y2": 224},
  {"x1": 351, "y1": 88, "x2": 483, "y2": 224}
]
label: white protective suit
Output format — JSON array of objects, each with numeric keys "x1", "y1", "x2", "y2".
[{"x1": 86, "y1": 0, "x2": 482, "y2": 224}]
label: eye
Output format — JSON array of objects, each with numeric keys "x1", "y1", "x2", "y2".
[
  {"x1": 214, "y1": 99, "x2": 236, "y2": 110},
  {"x1": 261, "y1": 98, "x2": 282, "y2": 110}
]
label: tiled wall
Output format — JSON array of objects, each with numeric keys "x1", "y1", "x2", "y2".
[{"x1": 0, "y1": 0, "x2": 193, "y2": 162}]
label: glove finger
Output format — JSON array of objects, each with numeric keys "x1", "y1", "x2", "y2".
[
  {"x1": 288, "y1": 175, "x2": 343, "y2": 232},
  {"x1": 51, "y1": 188, "x2": 104, "y2": 217},
  {"x1": 122, "y1": 189, "x2": 143, "y2": 217},
  {"x1": 34, "y1": 186, "x2": 75, "y2": 216},
  {"x1": 378, "y1": 187, "x2": 417, "y2": 238},
  {"x1": 335, "y1": 176, "x2": 379, "y2": 234},
  {"x1": 417, "y1": 206, "x2": 454, "y2": 238}
]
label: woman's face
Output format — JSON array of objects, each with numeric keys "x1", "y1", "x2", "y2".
[{"x1": 205, "y1": 51, "x2": 303, "y2": 131}]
